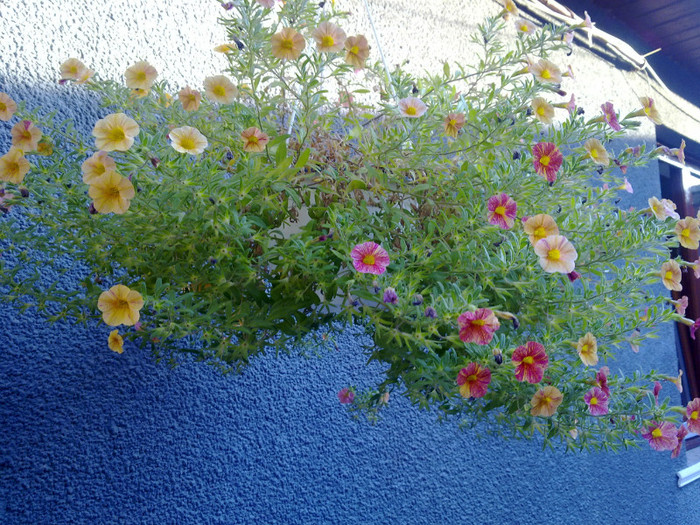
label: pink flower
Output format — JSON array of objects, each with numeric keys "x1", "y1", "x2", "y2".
[
  {"x1": 351, "y1": 242, "x2": 390, "y2": 275},
  {"x1": 458, "y1": 308, "x2": 500, "y2": 345},
  {"x1": 456, "y1": 362, "x2": 492, "y2": 398},
  {"x1": 687, "y1": 398, "x2": 700, "y2": 434},
  {"x1": 653, "y1": 381, "x2": 661, "y2": 405},
  {"x1": 512, "y1": 341, "x2": 549, "y2": 383},
  {"x1": 672, "y1": 425, "x2": 689, "y2": 459},
  {"x1": 690, "y1": 319, "x2": 700, "y2": 340},
  {"x1": 584, "y1": 386, "x2": 609, "y2": 416},
  {"x1": 601, "y1": 102, "x2": 621, "y2": 131},
  {"x1": 566, "y1": 94, "x2": 576, "y2": 115},
  {"x1": 534, "y1": 234, "x2": 578, "y2": 274},
  {"x1": 641, "y1": 421, "x2": 679, "y2": 452},
  {"x1": 338, "y1": 387, "x2": 355, "y2": 404},
  {"x1": 595, "y1": 366, "x2": 610, "y2": 396},
  {"x1": 693, "y1": 259, "x2": 700, "y2": 279},
  {"x1": 398, "y1": 97, "x2": 427, "y2": 118},
  {"x1": 676, "y1": 296, "x2": 688, "y2": 316},
  {"x1": 532, "y1": 142, "x2": 564, "y2": 183},
  {"x1": 256, "y1": 0, "x2": 276, "y2": 7},
  {"x1": 487, "y1": 193, "x2": 517, "y2": 229}
]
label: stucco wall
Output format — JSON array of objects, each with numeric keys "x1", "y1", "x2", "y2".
[{"x1": 1, "y1": 1, "x2": 698, "y2": 523}]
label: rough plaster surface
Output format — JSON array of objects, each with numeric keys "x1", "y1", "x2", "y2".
[{"x1": 1, "y1": 1, "x2": 698, "y2": 523}]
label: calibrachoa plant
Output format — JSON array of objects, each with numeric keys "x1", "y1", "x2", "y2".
[{"x1": 0, "y1": 0, "x2": 697, "y2": 453}]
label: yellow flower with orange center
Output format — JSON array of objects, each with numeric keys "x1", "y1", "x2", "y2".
[
  {"x1": 583, "y1": 138, "x2": 610, "y2": 166},
  {"x1": 203, "y1": 75, "x2": 238, "y2": 104},
  {"x1": 576, "y1": 332, "x2": 598, "y2": 366},
  {"x1": 344, "y1": 35, "x2": 370, "y2": 68},
  {"x1": 108, "y1": 330, "x2": 125, "y2": 354},
  {"x1": 81, "y1": 151, "x2": 117, "y2": 184},
  {"x1": 11, "y1": 120, "x2": 42, "y2": 152},
  {"x1": 124, "y1": 61, "x2": 158, "y2": 91},
  {"x1": 531, "y1": 97, "x2": 554, "y2": 124},
  {"x1": 241, "y1": 127, "x2": 270, "y2": 153},
  {"x1": 97, "y1": 284, "x2": 144, "y2": 326},
  {"x1": 523, "y1": 214, "x2": 559, "y2": 246},
  {"x1": 170, "y1": 126, "x2": 208, "y2": 155},
  {"x1": 313, "y1": 21, "x2": 346, "y2": 53},
  {"x1": 271, "y1": 27, "x2": 306, "y2": 61},
  {"x1": 88, "y1": 171, "x2": 135, "y2": 214},
  {"x1": 0, "y1": 92, "x2": 17, "y2": 121},
  {"x1": 178, "y1": 86, "x2": 202, "y2": 112},
  {"x1": 92, "y1": 113, "x2": 140, "y2": 152},
  {"x1": 530, "y1": 386, "x2": 563, "y2": 417},
  {"x1": 0, "y1": 147, "x2": 31, "y2": 184},
  {"x1": 675, "y1": 216, "x2": 700, "y2": 249},
  {"x1": 660, "y1": 260, "x2": 682, "y2": 291}
]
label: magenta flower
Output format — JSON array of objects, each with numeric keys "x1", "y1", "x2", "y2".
[
  {"x1": 458, "y1": 308, "x2": 500, "y2": 345},
  {"x1": 687, "y1": 398, "x2": 700, "y2": 434},
  {"x1": 584, "y1": 386, "x2": 610, "y2": 416},
  {"x1": 691, "y1": 319, "x2": 700, "y2": 340},
  {"x1": 641, "y1": 421, "x2": 679, "y2": 452},
  {"x1": 601, "y1": 102, "x2": 621, "y2": 131},
  {"x1": 653, "y1": 381, "x2": 662, "y2": 405},
  {"x1": 532, "y1": 142, "x2": 564, "y2": 183},
  {"x1": 351, "y1": 242, "x2": 390, "y2": 275},
  {"x1": 672, "y1": 425, "x2": 688, "y2": 459},
  {"x1": 456, "y1": 362, "x2": 492, "y2": 398},
  {"x1": 566, "y1": 93, "x2": 576, "y2": 115},
  {"x1": 487, "y1": 193, "x2": 517, "y2": 229},
  {"x1": 595, "y1": 366, "x2": 610, "y2": 396},
  {"x1": 511, "y1": 341, "x2": 549, "y2": 383},
  {"x1": 383, "y1": 287, "x2": 398, "y2": 304},
  {"x1": 338, "y1": 387, "x2": 355, "y2": 404}
]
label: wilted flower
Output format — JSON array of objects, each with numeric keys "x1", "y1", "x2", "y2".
[
  {"x1": 523, "y1": 214, "x2": 559, "y2": 245},
  {"x1": 531, "y1": 97, "x2": 554, "y2": 124},
  {"x1": 204, "y1": 75, "x2": 237, "y2": 104},
  {"x1": 601, "y1": 102, "x2": 621, "y2": 131},
  {"x1": 672, "y1": 425, "x2": 689, "y2": 459},
  {"x1": 398, "y1": 97, "x2": 427, "y2": 118},
  {"x1": 660, "y1": 260, "x2": 682, "y2": 291},
  {"x1": 512, "y1": 341, "x2": 549, "y2": 383},
  {"x1": 241, "y1": 127, "x2": 270, "y2": 153},
  {"x1": 108, "y1": 330, "x2": 124, "y2": 354},
  {"x1": 0, "y1": 148, "x2": 31, "y2": 184},
  {"x1": 532, "y1": 142, "x2": 563, "y2": 183},
  {"x1": 584, "y1": 387, "x2": 609, "y2": 416},
  {"x1": 529, "y1": 58, "x2": 562, "y2": 83},
  {"x1": 81, "y1": 151, "x2": 117, "y2": 184},
  {"x1": 338, "y1": 388, "x2": 355, "y2": 404},
  {"x1": 97, "y1": 284, "x2": 144, "y2": 326},
  {"x1": 313, "y1": 21, "x2": 346, "y2": 53},
  {"x1": 577, "y1": 332, "x2": 598, "y2": 366},
  {"x1": 11, "y1": 120, "x2": 42, "y2": 152},
  {"x1": 583, "y1": 138, "x2": 610, "y2": 166},
  {"x1": 124, "y1": 61, "x2": 158, "y2": 91},
  {"x1": 686, "y1": 398, "x2": 700, "y2": 434},
  {"x1": 170, "y1": 126, "x2": 208, "y2": 155},
  {"x1": 641, "y1": 421, "x2": 678, "y2": 452},
  {"x1": 458, "y1": 308, "x2": 500, "y2": 345},
  {"x1": 457, "y1": 362, "x2": 492, "y2": 398},
  {"x1": 92, "y1": 113, "x2": 139, "y2": 152},
  {"x1": 0, "y1": 92, "x2": 17, "y2": 121},
  {"x1": 443, "y1": 112, "x2": 465, "y2": 137},
  {"x1": 534, "y1": 235, "x2": 578, "y2": 274},
  {"x1": 595, "y1": 366, "x2": 610, "y2": 396},
  {"x1": 178, "y1": 86, "x2": 202, "y2": 112},
  {"x1": 530, "y1": 386, "x2": 563, "y2": 417},
  {"x1": 675, "y1": 216, "x2": 700, "y2": 249},
  {"x1": 344, "y1": 35, "x2": 370, "y2": 68},
  {"x1": 351, "y1": 242, "x2": 390, "y2": 275},
  {"x1": 88, "y1": 172, "x2": 135, "y2": 214},
  {"x1": 271, "y1": 27, "x2": 306, "y2": 61},
  {"x1": 487, "y1": 193, "x2": 517, "y2": 229}
]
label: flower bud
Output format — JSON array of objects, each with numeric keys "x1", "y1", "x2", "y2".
[
  {"x1": 150, "y1": 156, "x2": 160, "y2": 168},
  {"x1": 89, "y1": 202, "x2": 98, "y2": 215},
  {"x1": 424, "y1": 306, "x2": 437, "y2": 318},
  {"x1": 19, "y1": 187, "x2": 29, "y2": 198},
  {"x1": 412, "y1": 294, "x2": 424, "y2": 306},
  {"x1": 383, "y1": 287, "x2": 398, "y2": 304}
]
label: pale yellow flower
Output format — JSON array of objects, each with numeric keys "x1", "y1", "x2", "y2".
[
  {"x1": 108, "y1": 330, "x2": 124, "y2": 354},
  {"x1": 203, "y1": 75, "x2": 238, "y2": 104},
  {"x1": 523, "y1": 214, "x2": 559, "y2": 246},
  {"x1": 81, "y1": 151, "x2": 117, "y2": 184},
  {"x1": 502, "y1": 0, "x2": 519, "y2": 18},
  {"x1": 398, "y1": 97, "x2": 427, "y2": 118},
  {"x1": 313, "y1": 21, "x2": 346, "y2": 53},
  {"x1": 98, "y1": 284, "x2": 144, "y2": 326},
  {"x1": 660, "y1": 260, "x2": 682, "y2": 291},
  {"x1": 515, "y1": 18, "x2": 536, "y2": 34},
  {"x1": 88, "y1": 171, "x2": 135, "y2": 214},
  {"x1": 178, "y1": 86, "x2": 202, "y2": 112},
  {"x1": 648, "y1": 196, "x2": 679, "y2": 220},
  {"x1": 0, "y1": 147, "x2": 31, "y2": 184},
  {"x1": 271, "y1": 27, "x2": 306, "y2": 61},
  {"x1": 577, "y1": 332, "x2": 598, "y2": 367},
  {"x1": 584, "y1": 138, "x2": 610, "y2": 166},
  {"x1": 124, "y1": 61, "x2": 158, "y2": 91},
  {"x1": 241, "y1": 127, "x2": 270, "y2": 153},
  {"x1": 92, "y1": 113, "x2": 140, "y2": 152},
  {"x1": 60, "y1": 58, "x2": 90, "y2": 81},
  {"x1": 170, "y1": 126, "x2": 208, "y2": 155},
  {"x1": 11, "y1": 120, "x2": 42, "y2": 152},
  {"x1": 640, "y1": 96, "x2": 662, "y2": 125},
  {"x1": 0, "y1": 92, "x2": 17, "y2": 121},
  {"x1": 675, "y1": 216, "x2": 700, "y2": 249},
  {"x1": 530, "y1": 386, "x2": 563, "y2": 417},
  {"x1": 344, "y1": 35, "x2": 370, "y2": 68},
  {"x1": 531, "y1": 97, "x2": 554, "y2": 124},
  {"x1": 213, "y1": 43, "x2": 237, "y2": 53},
  {"x1": 534, "y1": 234, "x2": 577, "y2": 274},
  {"x1": 529, "y1": 58, "x2": 562, "y2": 83}
]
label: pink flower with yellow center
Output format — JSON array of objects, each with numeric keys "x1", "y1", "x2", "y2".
[
  {"x1": 398, "y1": 97, "x2": 427, "y2": 118},
  {"x1": 601, "y1": 102, "x2": 621, "y2": 131},
  {"x1": 641, "y1": 421, "x2": 678, "y2": 452},
  {"x1": 0, "y1": 92, "x2": 17, "y2": 121},
  {"x1": 528, "y1": 58, "x2": 562, "y2": 83},
  {"x1": 178, "y1": 86, "x2": 202, "y2": 112},
  {"x1": 639, "y1": 96, "x2": 662, "y2": 125},
  {"x1": 344, "y1": 35, "x2": 370, "y2": 68},
  {"x1": 534, "y1": 234, "x2": 578, "y2": 274},
  {"x1": 675, "y1": 216, "x2": 700, "y2": 249},
  {"x1": 672, "y1": 425, "x2": 688, "y2": 459},
  {"x1": 531, "y1": 97, "x2": 554, "y2": 124},
  {"x1": 458, "y1": 308, "x2": 500, "y2": 346},
  {"x1": 583, "y1": 138, "x2": 610, "y2": 166},
  {"x1": 487, "y1": 193, "x2": 517, "y2": 229},
  {"x1": 443, "y1": 112, "x2": 465, "y2": 138},
  {"x1": 577, "y1": 332, "x2": 598, "y2": 367},
  {"x1": 532, "y1": 142, "x2": 563, "y2": 183},
  {"x1": 584, "y1": 387, "x2": 609, "y2": 416},
  {"x1": 456, "y1": 362, "x2": 492, "y2": 398},
  {"x1": 338, "y1": 387, "x2": 355, "y2": 404},
  {"x1": 313, "y1": 21, "x2": 347, "y2": 53},
  {"x1": 351, "y1": 242, "x2": 390, "y2": 275},
  {"x1": 687, "y1": 398, "x2": 700, "y2": 434},
  {"x1": 660, "y1": 260, "x2": 682, "y2": 291},
  {"x1": 530, "y1": 386, "x2": 563, "y2": 417},
  {"x1": 241, "y1": 127, "x2": 270, "y2": 153},
  {"x1": 512, "y1": 341, "x2": 549, "y2": 383},
  {"x1": 523, "y1": 214, "x2": 559, "y2": 246},
  {"x1": 124, "y1": 61, "x2": 158, "y2": 91},
  {"x1": 11, "y1": 120, "x2": 42, "y2": 152},
  {"x1": 0, "y1": 147, "x2": 31, "y2": 184},
  {"x1": 271, "y1": 27, "x2": 306, "y2": 61}
]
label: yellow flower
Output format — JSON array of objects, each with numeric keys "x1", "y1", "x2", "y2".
[
  {"x1": 534, "y1": 234, "x2": 577, "y2": 274},
  {"x1": 88, "y1": 171, "x2": 135, "y2": 214},
  {"x1": 11, "y1": 120, "x2": 42, "y2": 152},
  {"x1": 213, "y1": 43, "x2": 237, "y2": 53},
  {"x1": 98, "y1": 284, "x2": 144, "y2": 326},
  {"x1": 660, "y1": 260, "x2": 682, "y2": 291},
  {"x1": 640, "y1": 96, "x2": 662, "y2": 125},
  {"x1": 178, "y1": 86, "x2": 202, "y2": 112},
  {"x1": 170, "y1": 126, "x2": 208, "y2": 155},
  {"x1": 271, "y1": 27, "x2": 306, "y2": 61},
  {"x1": 530, "y1": 386, "x2": 563, "y2": 417},
  {"x1": 443, "y1": 112, "x2": 465, "y2": 138},
  {"x1": 675, "y1": 216, "x2": 700, "y2": 249},
  {"x1": 36, "y1": 138, "x2": 54, "y2": 156},
  {"x1": 313, "y1": 21, "x2": 346, "y2": 53},
  {"x1": 529, "y1": 58, "x2": 562, "y2": 83},
  {"x1": 531, "y1": 97, "x2": 554, "y2": 124},
  {"x1": 108, "y1": 330, "x2": 124, "y2": 354},
  {"x1": 203, "y1": 75, "x2": 238, "y2": 104},
  {"x1": 124, "y1": 61, "x2": 158, "y2": 91},
  {"x1": 81, "y1": 151, "x2": 117, "y2": 184},
  {"x1": 0, "y1": 147, "x2": 31, "y2": 184},
  {"x1": 92, "y1": 113, "x2": 140, "y2": 152},
  {"x1": 523, "y1": 214, "x2": 559, "y2": 246},
  {"x1": 577, "y1": 332, "x2": 598, "y2": 367},
  {"x1": 502, "y1": 0, "x2": 519, "y2": 18},
  {"x1": 648, "y1": 196, "x2": 679, "y2": 220},
  {"x1": 583, "y1": 138, "x2": 609, "y2": 166},
  {"x1": 60, "y1": 58, "x2": 93, "y2": 82},
  {"x1": 241, "y1": 127, "x2": 270, "y2": 153},
  {"x1": 0, "y1": 92, "x2": 17, "y2": 121},
  {"x1": 344, "y1": 35, "x2": 370, "y2": 68}
]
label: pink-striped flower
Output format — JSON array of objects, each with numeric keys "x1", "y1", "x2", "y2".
[
  {"x1": 641, "y1": 421, "x2": 679, "y2": 452},
  {"x1": 338, "y1": 387, "x2": 355, "y2": 404},
  {"x1": 687, "y1": 398, "x2": 700, "y2": 434},
  {"x1": 456, "y1": 362, "x2": 492, "y2": 398},
  {"x1": 458, "y1": 308, "x2": 500, "y2": 345},
  {"x1": 584, "y1": 386, "x2": 609, "y2": 416},
  {"x1": 487, "y1": 193, "x2": 517, "y2": 229},
  {"x1": 532, "y1": 142, "x2": 563, "y2": 183},
  {"x1": 351, "y1": 242, "x2": 390, "y2": 275},
  {"x1": 672, "y1": 425, "x2": 689, "y2": 459},
  {"x1": 595, "y1": 366, "x2": 611, "y2": 396},
  {"x1": 512, "y1": 341, "x2": 549, "y2": 383},
  {"x1": 601, "y1": 102, "x2": 621, "y2": 131}
]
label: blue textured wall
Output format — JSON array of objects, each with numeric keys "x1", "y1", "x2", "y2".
[{"x1": 1, "y1": 1, "x2": 699, "y2": 523}]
